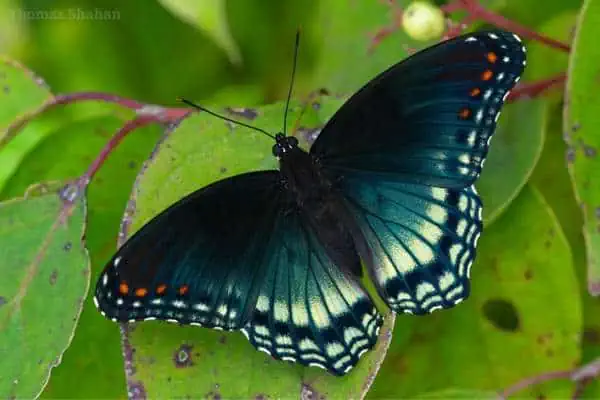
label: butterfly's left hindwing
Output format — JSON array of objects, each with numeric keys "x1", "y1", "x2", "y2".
[{"x1": 340, "y1": 176, "x2": 483, "y2": 315}]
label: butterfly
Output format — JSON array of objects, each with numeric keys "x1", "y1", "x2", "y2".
[{"x1": 94, "y1": 30, "x2": 526, "y2": 376}]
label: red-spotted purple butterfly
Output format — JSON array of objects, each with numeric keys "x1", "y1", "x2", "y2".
[{"x1": 95, "y1": 30, "x2": 526, "y2": 375}]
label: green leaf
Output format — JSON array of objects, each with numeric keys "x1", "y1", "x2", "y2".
[
  {"x1": 486, "y1": 0, "x2": 582, "y2": 29},
  {"x1": 477, "y1": 99, "x2": 546, "y2": 224},
  {"x1": 531, "y1": 102, "x2": 600, "y2": 398},
  {"x1": 225, "y1": 0, "x2": 318, "y2": 101},
  {"x1": 1, "y1": 114, "x2": 162, "y2": 398},
  {"x1": 565, "y1": 0, "x2": 600, "y2": 295},
  {"x1": 0, "y1": 114, "x2": 163, "y2": 398},
  {"x1": 0, "y1": 56, "x2": 54, "y2": 191},
  {"x1": 0, "y1": 56, "x2": 52, "y2": 134},
  {"x1": 158, "y1": 0, "x2": 242, "y2": 64},
  {"x1": 120, "y1": 101, "x2": 394, "y2": 398},
  {"x1": 312, "y1": 0, "x2": 425, "y2": 94},
  {"x1": 369, "y1": 186, "x2": 581, "y2": 398},
  {"x1": 0, "y1": 182, "x2": 89, "y2": 399},
  {"x1": 521, "y1": 11, "x2": 575, "y2": 84},
  {"x1": 12, "y1": 0, "x2": 232, "y2": 104}
]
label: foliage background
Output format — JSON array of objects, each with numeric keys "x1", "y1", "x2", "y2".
[{"x1": 0, "y1": 0, "x2": 599, "y2": 398}]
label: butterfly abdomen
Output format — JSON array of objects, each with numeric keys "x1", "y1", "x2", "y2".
[{"x1": 278, "y1": 145, "x2": 367, "y2": 279}]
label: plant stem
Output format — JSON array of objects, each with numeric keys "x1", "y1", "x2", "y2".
[
  {"x1": 507, "y1": 73, "x2": 566, "y2": 102},
  {"x1": 457, "y1": 0, "x2": 571, "y2": 52},
  {"x1": 499, "y1": 369, "x2": 572, "y2": 398},
  {"x1": 78, "y1": 106, "x2": 191, "y2": 188},
  {"x1": 499, "y1": 357, "x2": 600, "y2": 399},
  {"x1": 51, "y1": 92, "x2": 146, "y2": 110}
]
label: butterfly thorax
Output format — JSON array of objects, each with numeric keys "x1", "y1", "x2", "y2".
[
  {"x1": 277, "y1": 138, "x2": 334, "y2": 208},
  {"x1": 275, "y1": 136, "x2": 365, "y2": 277}
]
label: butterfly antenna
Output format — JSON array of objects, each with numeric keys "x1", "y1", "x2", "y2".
[
  {"x1": 178, "y1": 98, "x2": 276, "y2": 140},
  {"x1": 283, "y1": 30, "x2": 300, "y2": 135}
]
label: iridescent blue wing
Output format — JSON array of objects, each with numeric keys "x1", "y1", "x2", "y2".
[
  {"x1": 94, "y1": 171, "x2": 381, "y2": 375},
  {"x1": 340, "y1": 176, "x2": 482, "y2": 315},
  {"x1": 311, "y1": 30, "x2": 526, "y2": 189},
  {"x1": 242, "y1": 205, "x2": 382, "y2": 375},
  {"x1": 94, "y1": 171, "x2": 281, "y2": 329}
]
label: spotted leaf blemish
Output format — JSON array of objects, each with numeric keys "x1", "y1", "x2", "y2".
[
  {"x1": 482, "y1": 298, "x2": 520, "y2": 332},
  {"x1": 173, "y1": 344, "x2": 194, "y2": 368}
]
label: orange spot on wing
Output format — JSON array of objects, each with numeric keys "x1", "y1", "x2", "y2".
[
  {"x1": 156, "y1": 284, "x2": 167, "y2": 295},
  {"x1": 486, "y1": 52, "x2": 498, "y2": 63},
  {"x1": 135, "y1": 288, "x2": 148, "y2": 297},
  {"x1": 470, "y1": 87, "x2": 481, "y2": 97},
  {"x1": 119, "y1": 282, "x2": 129, "y2": 295},
  {"x1": 178, "y1": 285, "x2": 189, "y2": 295},
  {"x1": 459, "y1": 108, "x2": 471, "y2": 119},
  {"x1": 482, "y1": 70, "x2": 493, "y2": 81}
]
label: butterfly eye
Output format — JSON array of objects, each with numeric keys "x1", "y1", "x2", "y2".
[{"x1": 272, "y1": 143, "x2": 282, "y2": 157}]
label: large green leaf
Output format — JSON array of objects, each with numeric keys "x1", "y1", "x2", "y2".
[
  {"x1": 531, "y1": 102, "x2": 600, "y2": 398},
  {"x1": 477, "y1": 99, "x2": 546, "y2": 224},
  {"x1": 0, "y1": 182, "x2": 89, "y2": 399},
  {"x1": 1, "y1": 115, "x2": 163, "y2": 399},
  {"x1": 158, "y1": 0, "x2": 241, "y2": 64},
  {"x1": 369, "y1": 186, "x2": 581, "y2": 398},
  {"x1": 565, "y1": 0, "x2": 600, "y2": 295},
  {"x1": 119, "y1": 101, "x2": 394, "y2": 398}
]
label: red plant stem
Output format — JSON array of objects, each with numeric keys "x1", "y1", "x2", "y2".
[
  {"x1": 443, "y1": 14, "x2": 477, "y2": 40},
  {"x1": 369, "y1": 0, "x2": 404, "y2": 52},
  {"x1": 458, "y1": 0, "x2": 570, "y2": 52},
  {"x1": 499, "y1": 369, "x2": 572, "y2": 398},
  {"x1": 499, "y1": 358, "x2": 600, "y2": 399},
  {"x1": 507, "y1": 73, "x2": 566, "y2": 102},
  {"x1": 79, "y1": 106, "x2": 192, "y2": 187},
  {"x1": 51, "y1": 92, "x2": 146, "y2": 110},
  {"x1": 1, "y1": 92, "x2": 153, "y2": 148},
  {"x1": 79, "y1": 116, "x2": 154, "y2": 186},
  {"x1": 2, "y1": 87, "x2": 195, "y2": 190}
]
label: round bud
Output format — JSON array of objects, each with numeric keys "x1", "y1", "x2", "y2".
[{"x1": 402, "y1": 1, "x2": 445, "y2": 42}]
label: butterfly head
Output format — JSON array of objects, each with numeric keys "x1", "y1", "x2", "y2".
[{"x1": 272, "y1": 133, "x2": 299, "y2": 158}]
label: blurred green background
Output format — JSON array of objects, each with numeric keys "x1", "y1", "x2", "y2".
[{"x1": 1, "y1": 0, "x2": 599, "y2": 398}]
